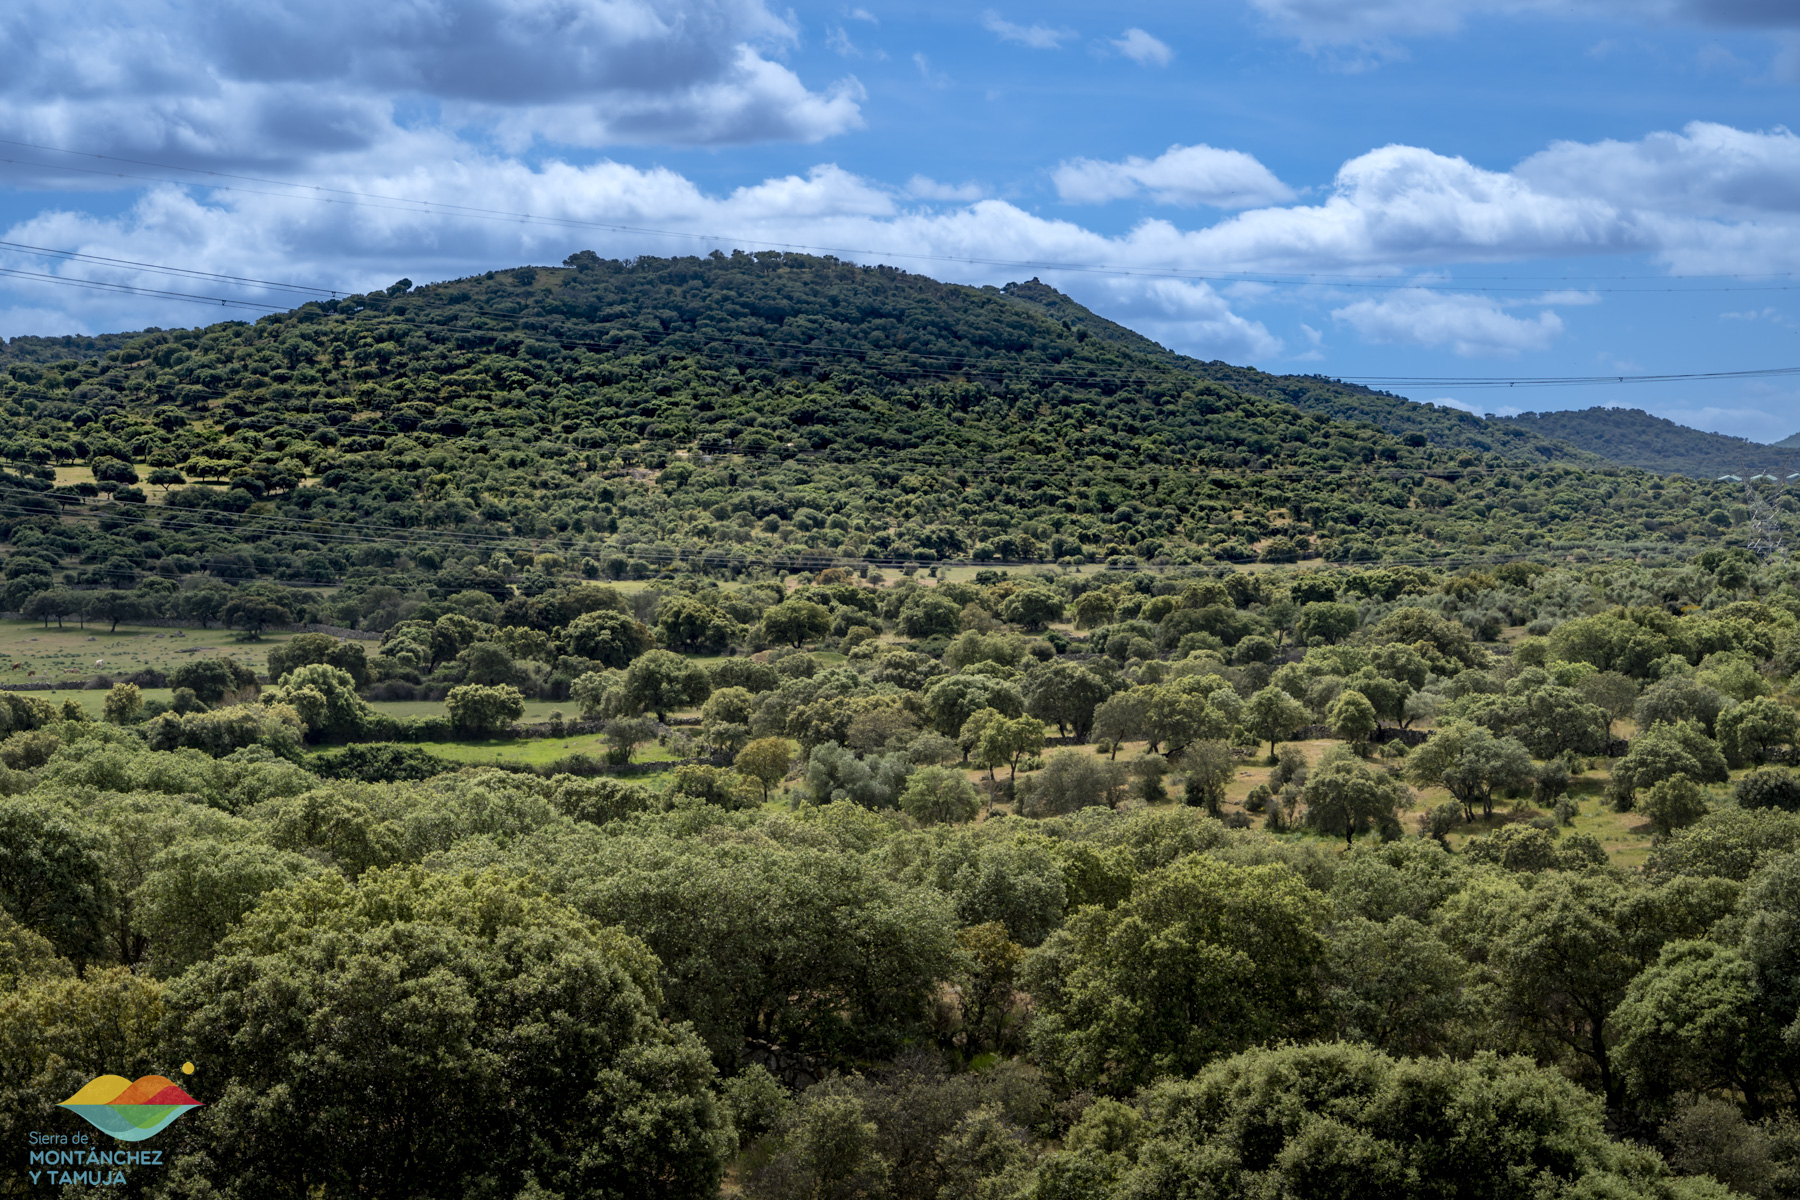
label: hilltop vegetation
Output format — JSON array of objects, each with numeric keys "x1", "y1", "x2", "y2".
[{"x1": 0, "y1": 254, "x2": 1772, "y2": 633}]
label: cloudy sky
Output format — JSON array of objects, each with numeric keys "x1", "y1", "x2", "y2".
[{"x1": 3, "y1": 1, "x2": 1800, "y2": 438}]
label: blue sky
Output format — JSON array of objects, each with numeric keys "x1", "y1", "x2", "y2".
[{"x1": 3, "y1": 0, "x2": 1800, "y2": 438}]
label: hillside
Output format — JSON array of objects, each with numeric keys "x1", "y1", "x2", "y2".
[
  {"x1": 1499, "y1": 407, "x2": 1800, "y2": 478},
  {"x1": 998, "y1": 279, "x2": 1597, "y2": 465},
  {"x1": 0, "y1": 253, "x2": 1765, "y2": 623}
]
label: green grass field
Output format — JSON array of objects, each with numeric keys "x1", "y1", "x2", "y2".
[
  {"x1": 0, "y1": 619, "x2": 288, "y2": 685},
  {"x1": 421, "y1": 733, "x2": 683, "y2": 766},
  {"x1": 365, "y1": 697, "x2": 581, "y2": 723}
]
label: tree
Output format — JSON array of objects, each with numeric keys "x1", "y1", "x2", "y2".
[
  {"x1": 21, "y1": 587, "x2": 76, "y2": 630},
  {"x1": 1403, "y1": 720, "x2": 1533, "y2": 822},
  {"x1": 886, "y1": 594, "x2": 954, "y2": 641},
  {"x1": 1244, "y1": 685, "x2": 1309, "y2": 758},
  {"x1": 1297, "y1": 601, "x2": 1358, "y2": 645},
  {"x1": 1578, "y1": 670, "x2": 1639, "y2": 738},
  {"x1": 735, "y1": 737, "x2": 794, "y2": 802},
  {"x1": 1716, "y1": 695, "x2": 1799, "y2": 767},
  {"x1": 1090, "y1": 688, "x2": 1149, "y2": 756},
  {"x1": 1639, "y1": 774, "x2": 1709, "y2": 835},
  {"x1": 760, "y1": 599, "x2": 831, "y2": 647},
  {"x1": 562, "y1": 608, "x2": 654, "y2": 668},
  {"x1": 1635, "y1": 676, "x2": 1726, "y2": 736},
  {"x1": 445, "y1": 683, "x2": 526, "y2": 738},
  {"x1": 1326, "y1": 688, "x2": 1378, "y2": 749},
  {"x1": 1143, "y1": 686, "x2": 1229, "y2": 756},
  {"x1": 223, "y1": 593, "x2": 293, "y2": 640},
  {"x1": 603, "y1": 716, "x2": 660, "y2": 763},
  {"x1": 1610, "y1": 719, "x2": 1729, "y2": 809},
  {"x1": 621, "y1": 649, "x2": 711, "y2": 721},
  {"x1": 102, "y1": 681, "x2": 142, "y2": 723},
  {"x1": 959, "y1": 706, "x2": 1007, "y2": 783},
  {"x1": 898, "y1": 765, "x2": 980, "y2": 824},
  {"x1": 1022, "y1": 662, "x2": 1111, "y2": 741},
  {"x1": 998, "y1": 586, "x2": 1064, "y2": 630},
  {"x1": 1444, "y1": 870, "x2": 1733, "y2": 1108},
  {"x1": 1734, "y1": 766, "x2": 1800, "y2": 812},
  {"x1": 175, "y1": 582, "x2": 233, "y2": 629},
  {"x1": 262, "y1": 663, "x2": 379, "y2": 743},
  {"x1": 982, "y1": 714, "x2": 1045, "y2": 785},
  {"x1": 1612, "y1": 940, "x2": 1777, "y2": 1120},
  {"x1": 83, "y1": 590, "x2": 142, "y2": 633},
  {"x1": 171, "y1": 656, "x2": 258, "y2": 703},
  {"x1": 1058, "y1": 1043, "x2": 1700, "y2": 1200},
  {"x1": 0, "y1": 799, "x2": 111, "y2": 965},
  {"x1": 165, "y1": 868, "x2": 734, "y2": 1199},
  {"x1": 1179, "y1": 740, "x2": 1235, "y2": 816},
  {"x1": 656, "y1": 595, "x2": 740, "y2": 652},
  {"x1": 135, "y1": 837, "x2": 322, "y2": 976},
  {"x1": 1325, "y1": 916, "x2": 1468, "y2": 1056},
  {"x1": 1017, "y1": 750, "x2": 1128, "y2": 817},
  {"x1": 266, "y1": 633, "x2": 371, "y2": 688},
  {"x1": 922, "y1": 673, "x2": 1023, "y2": 737},
  {"x1": 1071, "y1": 590, "x2": 1116, "y2": 629},
  {"x1": 1302, "y1": 747, "x2": 1403, "y2": 846},
  {"x1": 1023, "y1": 855, "x2": 1328, "y2": 1091}
]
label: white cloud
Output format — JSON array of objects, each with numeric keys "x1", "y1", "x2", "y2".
[
  {"x1": 0, "y1": 0, "x2": 863, "y2": 168},
  {"x1": 913, "y1": 53, "x2": 949, "y2": 87},
  {"x1": 1113, "y1": 28, "x2": 1175, "y2": 65},
  {"x1": 1083, "y1": 277, "x2": 1283, "y2": 361},
  {"x1": 11, "y1": 119, "x2": 1800, "y2": 367},
  {"x1": 1517, "y1": 122, "x2": 1800, "y2": 218},
  {"x1": 906, "y1": 175, "x2": 987, "y2": 201},
  {"x1": 1054, "y1": 144, "x2": 1294, "y2": 208},
  {"x1": 1530, "y1": 289, "x2": 1602, "y2": 305},
  {"x1": 1332, "y1": 289, "x2": 1566, "y2": 356},
  {"x1": 982, "y1": 12, "x2": 1074, "y2": 49}
]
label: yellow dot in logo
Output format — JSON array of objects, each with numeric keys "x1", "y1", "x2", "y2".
[{"x1": 181, "y1": 1062, "x2": 195, "y2": 1075}]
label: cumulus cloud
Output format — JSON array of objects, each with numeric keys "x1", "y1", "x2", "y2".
[
  {"x1": 1332, "y1": 289, "x2": 1565, "y2": 356},
  {"x1": 9, "y1": 120, "x2": 1800, "y2": 367},
  {"x1": 1054, "y1": 144, "x2": 1295, "y2": 208},
  {"x1": 981, "y1": 12, "x2": 1074, "y2": 49},
  {"x1": 1517, "y1": 122, "x2": 1800, "y2": 217},
  {"x1": 906, "y1": 175, "x2": 987, "y2": 201},
  {"x1": 0, "y1": 0, "x2": 863, "y2": 171},
  {"x1": 1113, "y1": 28, "x2": 1175, "y2": 65},
  {"x1": 1083, "y1": 277, "x2": 1282, "y2": 360}
]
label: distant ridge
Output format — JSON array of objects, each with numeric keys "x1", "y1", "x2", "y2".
[
  {"x1": 1497, "y1": 407, "x2": 1800, "y2": 478},
  {"x1": 996, "y1": 280, "x2": 1595, "y2": 465}
]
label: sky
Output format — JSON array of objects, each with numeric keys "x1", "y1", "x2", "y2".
[{"x1": 2, "y1": 1, "x2": 1800, "y2": 439}]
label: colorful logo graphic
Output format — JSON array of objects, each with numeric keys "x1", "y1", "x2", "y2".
[{"x1": 58, "y1": 1075, "x2": 202, "y2": 1141}]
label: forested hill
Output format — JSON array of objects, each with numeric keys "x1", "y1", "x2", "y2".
[
  {"x1": 1499, "y1": 407, "x2": 1800, "y2": 479},
  {"x1": 997, "y1": 278, "x2": 1593, "y2": 464},
  {"x1": 0, "y1": 329, "x2": 149, "y2": 365},
  {"x1": 0, "y1": 253, "x2": 1765, "y2": 611}
]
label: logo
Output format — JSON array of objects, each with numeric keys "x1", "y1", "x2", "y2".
[{"x1": 58, "y1": 1075, "x2": 202, "y2": 1142}]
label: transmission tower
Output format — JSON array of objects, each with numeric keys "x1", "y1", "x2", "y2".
[{"x1": 1744, "y1": 477, "x2": 1787, "y2": 562}]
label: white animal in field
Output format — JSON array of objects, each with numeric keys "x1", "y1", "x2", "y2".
[{"x1": 94, "y1": 659, "x2": 103, "y2": 667}]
